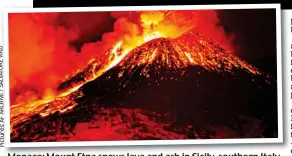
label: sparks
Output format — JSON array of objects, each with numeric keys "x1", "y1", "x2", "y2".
[{"x1": 9, "y1": 10, "x2": 262, "y2": 133}]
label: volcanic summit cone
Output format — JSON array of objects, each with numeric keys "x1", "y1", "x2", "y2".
[
  {"x1": 58, "y1": 28, "x2": 261, "y2": 91},
  {"x1": 10, "y1": 28, "x2": 277, "y2": 142}
]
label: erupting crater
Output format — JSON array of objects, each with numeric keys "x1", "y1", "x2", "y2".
[{"x1": 9, "y1": 10, "x2": 278, "y2": 142}]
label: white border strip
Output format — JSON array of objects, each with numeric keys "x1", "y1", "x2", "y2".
[
  {"x1": 3, "y1": 4, "x2": 283, "y2": 148},
  {"x1": 4, "y1": 4, "x2": 281, "y2": 12},
  {"x1": 275, "y1": 4, "x2": 283, "y2": 146}
]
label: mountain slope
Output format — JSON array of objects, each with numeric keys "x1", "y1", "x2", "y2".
[{"x1": 10, "y1": 28, "x2": 278, "y2": 142}]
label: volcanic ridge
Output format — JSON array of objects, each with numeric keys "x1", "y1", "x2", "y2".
[{"x1": 10, "y1": 28, "x2": 277, "y2": 142}]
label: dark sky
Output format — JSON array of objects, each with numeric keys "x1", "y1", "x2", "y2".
[
  {"x1": 218, "y1": 9, "x2": 277, "y2": 75},
  {"x1": 218, "y1": 9, "x2": 277, "y2": 61}
]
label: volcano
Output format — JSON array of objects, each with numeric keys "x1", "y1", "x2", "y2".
[{"x1": 10, "y1": 28, "x2": 278, "y2": 142}]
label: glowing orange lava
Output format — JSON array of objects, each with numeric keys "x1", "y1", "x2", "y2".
[{"x1": 9, "y1": 10, "x2": 261, "y2": 132}]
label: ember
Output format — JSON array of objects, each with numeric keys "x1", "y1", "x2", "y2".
[{"x1": 9, "y1": 9, "x2": 278, "y2": 142}]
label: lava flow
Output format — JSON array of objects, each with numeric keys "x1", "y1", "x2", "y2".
[{"x1": 9, "y1": 10, "x2": 272, "y2": 140}]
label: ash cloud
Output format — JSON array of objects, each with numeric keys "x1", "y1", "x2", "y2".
[
  {"x1": 8, "y1": 12, "x2": 114, "y2": 104},
  {"x1": 8, "y1": 10, "x2": 240, "y2": 105}
]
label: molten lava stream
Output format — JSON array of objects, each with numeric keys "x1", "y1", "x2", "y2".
[
  {"x1": 10, "y1": 11, "x2": 181, "y2": 130},
  {"x1": 10, "y1": 10, "x2": 262, "y2": 136}
]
